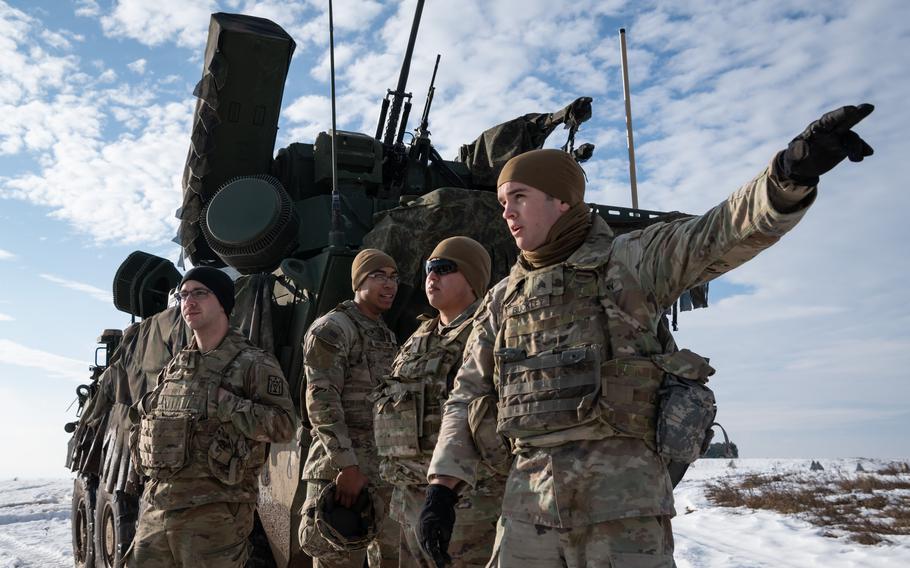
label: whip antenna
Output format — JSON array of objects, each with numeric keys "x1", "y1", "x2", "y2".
[
  {"x1": 328, "y1": 0, "x2": 344, "y2": 248},
  {"x1": 619, "y1": 28, "x2": 639, "y2": 209}
]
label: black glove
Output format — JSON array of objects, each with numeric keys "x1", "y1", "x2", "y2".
[
  {"x1": 418, "y1": 484, "x2": 458, "y2": 568},
  {"x1": 777, "y1": 103, "x2": 874, "y2": 186}
]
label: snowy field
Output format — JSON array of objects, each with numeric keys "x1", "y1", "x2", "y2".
[{"x1": 1, "y1": 458, "x2": 909, "y2": 567}]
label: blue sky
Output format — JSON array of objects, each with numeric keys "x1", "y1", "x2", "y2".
[{"x1": 1, "y1": 0, "x2": 907, "y2": 477}]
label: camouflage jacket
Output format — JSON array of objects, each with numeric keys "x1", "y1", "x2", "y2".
[
  {"x1": 375, "y1": 301, "x2": 506, "y2": 523},
  {"x1": 302, "y1": 300, "x2": 398, "y2": 481},
  {"x1": 428, "y1": 163, "x2": 816, "y2": 527},
  {"x1": 138, "y1": 329, "x2": 295, "y2": 510}
]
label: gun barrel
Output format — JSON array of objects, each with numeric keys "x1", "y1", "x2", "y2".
[
  {"x1": 376, "y1": 97, "x2": 390, "y2": 140},
  {"x1": 417, "y1": 53, "x2": 441, "y2": 135},
  {"x1": 397, "y1": 101, "x2": 412, "y2": 145},
  {"x1": 382, "y1": 0, "x2": 426, "y2": 145}
]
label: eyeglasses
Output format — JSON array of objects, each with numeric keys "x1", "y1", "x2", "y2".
[
  {"x1": 425, "y1": 258, "x2": 458, "y2": 276},
  {"x1": 173, "y1": 289, "x2": 212, "y2": 302},
  {"x1": 367, "y1": 272, "x2": 400, "y2": 284}
]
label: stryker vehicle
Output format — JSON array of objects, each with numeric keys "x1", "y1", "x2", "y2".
[{"x1": 64, "y1": 3, "x2": 708, "y2": 567}]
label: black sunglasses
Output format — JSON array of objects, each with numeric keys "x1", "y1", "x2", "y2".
[{"x1": 425, "y1": 258, "x2": 458, "y2": 276}]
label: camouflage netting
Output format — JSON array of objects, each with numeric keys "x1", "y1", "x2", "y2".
[
  {"x1": 457, "y1": 97, "x2": 593, "y2": 187},
  {"x1": 66, "y1": 307, "x2": 189, "y2": 494},
  {"x1": 233, "y1": 273, "x2": 277, "y2": 355},
  {"x1": 362, "y1": 187, "x2": 518, "y2": 339}
]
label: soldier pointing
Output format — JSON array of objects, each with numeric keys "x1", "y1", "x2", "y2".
[{"x1": 419, "y1": 105, "x2": 874, "y2": 567}]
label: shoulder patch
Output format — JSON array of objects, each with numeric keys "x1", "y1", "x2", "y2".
[
  {"x1": 310, "y1": 311, "x2": 357, "y2": 350},
  {"x1": 267, "y1": 375, "x2": 285, "y2": 396}
]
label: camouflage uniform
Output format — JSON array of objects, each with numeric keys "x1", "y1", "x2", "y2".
[
  {"x1": 130, "y1": 329, "x2": 295, "y2": 568},
  {"x1": 301, "y1": 300, "x2": 400, "y2": 567},
  {"x1": 428, "y1": 163, "x2": 816, "y2": 567},
  {"x1": 374, "y1": 301, "x2": 506, "y2": 567}
]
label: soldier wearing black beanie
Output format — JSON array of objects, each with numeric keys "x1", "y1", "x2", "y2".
[
  {"x1": 179, "y1": 266, "x2": 235, "y2": 316},
  {"x1": 132, "y1": 263, "x2": 295, "y2": 567}
]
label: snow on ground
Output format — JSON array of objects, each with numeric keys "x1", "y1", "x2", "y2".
[
  {"x1": 1, "y1": 459, "x2": 908, "y2": 567},
  {"x1": 674, "y1": 458, "x2": 910, "y2": 568},
  {"x1": 0, "y1": 478, "x2": 73, "y2": 568}
]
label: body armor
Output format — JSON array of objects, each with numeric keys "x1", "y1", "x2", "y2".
[
  {"x1": 302, "y1": 300, "x2": 398, "y2": 482},
  {"x1": 335, "y1": 302, "x2": 397, "y2": 435},
  {"x1": 493, "y1": 248, "x2": 713, "y2": 451},
  {"x1": 374, "y1": 315, "x2": 473, "y2": 467},
  {"x1": 133, "y1": 336, "x2": 266, "y2": 484}
]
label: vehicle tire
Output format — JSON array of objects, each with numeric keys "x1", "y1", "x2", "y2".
[
  {"x1": 94, "y1": 486, "x2": 139, "y2": 568},
  {"x1": 245, "y1": 513, "x2": 278, "y2": 568},
  {"x1": 72, "y1": 475, "x2": 97, "y2": 568}
]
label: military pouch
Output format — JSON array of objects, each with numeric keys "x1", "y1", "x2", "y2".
[
  {"x1": 599, "y1": 357, "x2": 664, "y2": 440},
  {"x1": 652, "y1": 349, "x2": 717, "y2": 464},
  {"x1": 137, "y1": 413, "x2": 191, "y2": 475},
  {"x1": 496, "y1": 345, "x2": 602, "y2": 438},
  {"x1": 208, "y1": 423, "x2": 252, "y2": 485},
  {"x1": 373, "y1": 381, "x2": 424, "y2": 458},
  {"x1": 467, "y1": 394, "x2": 513, "y2": 476}
]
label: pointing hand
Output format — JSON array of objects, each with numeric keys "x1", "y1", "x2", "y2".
[{"x1": 778, "y1": 103, "x2": 874, "y2": 186}]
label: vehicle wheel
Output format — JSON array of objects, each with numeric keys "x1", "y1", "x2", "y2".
[
  {"x1": 245, "y1": 513, "x2": 278, "y2": 568},
  {"x1": 71, "y1": 475, "x2": 97, "y2": 568},
  {"x1": 94, "y1": 486, "x2": 139, "y2": 568}
]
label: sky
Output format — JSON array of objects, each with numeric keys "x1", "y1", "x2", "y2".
[{"x1": 0, "y1": 0, "x2": 907, "y2": 478}]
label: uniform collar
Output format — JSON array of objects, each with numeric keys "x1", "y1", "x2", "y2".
[
  {"x1": 438, "y1": 299, "x2": 481, "y2": 333},
  {"x1": 340, "y1": 299, "x2": 390, "y2": 330},
  {"x1": 505, "y1": 214, "x2": 613, "y2": 298},
  {"x1": 187, "y1": 328, "x2": 244, "y2": 356}
]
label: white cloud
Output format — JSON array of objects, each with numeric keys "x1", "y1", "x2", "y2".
[
  {"x1": 74, "y1": 0, "x2": 101, "y2": 18},
  {"x1": 280, "y1": 94, "x2": 332, "y2": 144},
  {"x1": 285, "y1": 0, "x2": 383, "y2": 46},
  {"x1": 1, "y1": 96, "x2": 189, "y2": 245},
  {"x1": 39, "y1": 29, "x2": 74, "y2": 50},
  {"x1": 0, "y1": 339, "x2": 86, "y2": 383},
  {"x1": 0, "y1": 313, "x2": 13, "y2": 321},
  {"x1": 0, "y1": 248, "x2": 15, "y2": 260},
  {"x1": 127, "y1": 58, "x2": 147, "y2": 74},
  {"x1": 0, "y1": 7, "x2": 192, "y2": 246},
  {"x1": 97, "y1": 68, "x2": 117, "y2": 83},
  {"x1": 0, "y1": 7, "x2": 80, "y2": 106},
  {"x1": 39, "y1": 274, "x2": 112, "y2": 303},
  {"x1": 97, "y1": 0, "x2": 218, "y2": 49}
]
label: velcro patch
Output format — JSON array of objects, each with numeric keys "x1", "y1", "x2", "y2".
[{"x1": 268, "y1": 376, "x2": 284, "y2": 396}]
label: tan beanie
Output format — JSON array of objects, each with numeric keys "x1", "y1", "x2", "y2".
[
  {"x1": 496, "y1": 149, "x2": 585, "y2": 205},
  {"x1": 351, "y1": 248, "x2": 397, "y2": 291},
  {"x1": 429, "y1": 236, "x2": 491, "y2": 300}
]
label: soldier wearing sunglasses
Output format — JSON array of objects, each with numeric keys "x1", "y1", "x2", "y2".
[{"x1": 372, "y1": 236, "x2": 503, "y2": 567}]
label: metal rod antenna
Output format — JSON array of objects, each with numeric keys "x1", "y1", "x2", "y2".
[
  {"x1": 328, "y1": 0, "x2": 344, "y2": 248},
  {"x1": 619, "y1": 28, "x2": 639, "y2": 209}
]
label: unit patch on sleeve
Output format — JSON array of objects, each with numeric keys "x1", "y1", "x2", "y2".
[{"x1": 268, "y1": 376, "x2": 284, "y2": 396}]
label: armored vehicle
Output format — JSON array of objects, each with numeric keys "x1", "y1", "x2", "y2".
[{"x1": 64, "y1": 3, "x2": 708, "y2": 566}]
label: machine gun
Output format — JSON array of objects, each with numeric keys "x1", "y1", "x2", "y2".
[
  {"x1": 373, "y1": 0, "x2": 425, "y2": 195},
  {"x1": 415, "y1": 53, "x2": 440, "y2": 141}
]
